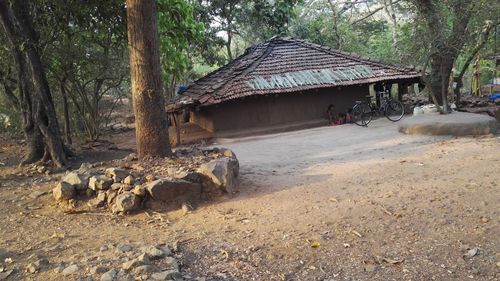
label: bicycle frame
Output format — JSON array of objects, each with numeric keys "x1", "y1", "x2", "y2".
[{"x1": 365, "y1": 94, "x2": 391, "y2": 115}]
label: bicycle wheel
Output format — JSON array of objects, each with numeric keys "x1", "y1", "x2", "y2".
[
  {"x1": 384, "y1": 100, "x2": 405, "y2": 121},
  {"x1": 352, "y1": 103, "x2": 373, "y2": 126}
]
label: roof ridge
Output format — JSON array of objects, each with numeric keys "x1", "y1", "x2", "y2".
[
  {"x1": 212, "y1": 41, "x2": 277, "y2": 98},
  {"x1": 182, "y1": 41, "x2": 270, "y2": 98}
]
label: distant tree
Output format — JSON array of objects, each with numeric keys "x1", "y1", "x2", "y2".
[
  {"x1": 157, "y1": 0, "x2": 204, "y2": 100},
  {"x1": 196, "y1": 0, "x2": 300, "y2": 62},
  {"x1": 411, "y1": 0, "x2": 493, "y2": 111},
  {"x1": 126, "y1": 0, "x2": 171, "y2": 158},
  {"x1": 0, "y1": 0, "x2": 69, "y2": 166},
  {"x1": 42, "y1": 0, "x2": 129, "y2": 141}
]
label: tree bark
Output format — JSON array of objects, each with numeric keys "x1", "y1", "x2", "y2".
[
  {"x1": 126, "y1": 0, "x2": 171, "y2": 159},
  {"x1": 0, "y1": 0, "x2": 68, "y2": 166},
  {"x1": 60, "y1": 77, "x2": 72, "y2": 144},
  {"x1": 327, "y1": 0, "x2": 342, "y2": 49},
  {"x1": 226, "y1": 30, "x2": 233, "y2": 61}
]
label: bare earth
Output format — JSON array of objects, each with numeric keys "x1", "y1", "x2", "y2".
[{"x1": 0, "y1": 119, "x2": 499, "y2": 281}]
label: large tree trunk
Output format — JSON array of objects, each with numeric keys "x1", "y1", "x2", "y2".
[
  {"x1": 0, "y1": 0, "x2": 68, "y2": 167},
  {"x1": 126, "y1": 0, "x2": 171, "y2": 159},
  {"x1": 427, "y1": 53, "x2": 455, "y2": 107}
]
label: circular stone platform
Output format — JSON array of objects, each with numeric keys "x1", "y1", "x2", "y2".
[{"x1": 398, "y1": 112, "x2": 498, "y2": 136}]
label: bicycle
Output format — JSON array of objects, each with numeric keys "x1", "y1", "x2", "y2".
[{"x1": 352, "y1": 90, "x2": 405, "y2": 126}]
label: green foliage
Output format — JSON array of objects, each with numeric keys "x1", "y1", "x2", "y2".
[
  {"x1": 36, "y1": 0, "x2": 129, "y2": 140},
  {"x1": 240, "y1": 0, "x2": 302, "y2": 41},
  {"x1": 158, "y1": 0, "x2": 204, "y2": 99}
]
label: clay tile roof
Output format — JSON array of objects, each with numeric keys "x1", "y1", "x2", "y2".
[{"x1": 171, "y1": 37, "x2": 421, "y2": 110}]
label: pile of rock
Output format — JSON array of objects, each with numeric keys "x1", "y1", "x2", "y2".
[
  {"x1": 52, "y1": 147, "x2": 239, "y2": 214},
  {"x1": 402, "y1": 93, "x2": 430, "y2": 114},
  {"x1": 458, "y1": 95, "x2": 499, "y2": 120}
]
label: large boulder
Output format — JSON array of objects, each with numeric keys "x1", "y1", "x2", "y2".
[
  {"x1": 219, "y1": 148, "x2": 239, "y2": 177},
  {"x1": 61, "y1": 172, "x2": 89, "y2": 191},
  {"x1": 53, "y1": 182, "x2": 76, "y2": 201},
  {"x1": 197, "y1": 157, "x2": 239, "y2": 194},
  {"x1": 112, "y1": 192, "x2": 140, "y2": 213},
  {"x1": 146, "y1": 179, "x2": 201, "y2": 202}
]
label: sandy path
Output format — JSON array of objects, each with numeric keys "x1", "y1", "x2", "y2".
[{"x1": 0, "y1": 119, "x2": 499, "y2": 281}]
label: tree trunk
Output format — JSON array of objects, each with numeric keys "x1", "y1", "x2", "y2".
[
  {"x1": 226, "y1": 30, "x2": 233, "y2": 61},
  {"x1": 60, "y1": 77, "x2": 72, "y2": 144},
  {"x1": 0, "y1": 0, "x2": 68, "y2": 167},
  {"x1": 126, "y1": 0, "x2": 171, "y2": 159},
  {"x1": 328, "y1": 0, "x2": 342, "y2": 49},
  {"x1": 427, "y1": 52, "x2": 456, "y2": 111}
]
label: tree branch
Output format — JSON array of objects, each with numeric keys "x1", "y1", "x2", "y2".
[
  {"x1": 352, "y1": 0, "x2": 402, "y2": 26},
  {"x1": 457, "y1": 21, "x2": 494, "y2": 82}
]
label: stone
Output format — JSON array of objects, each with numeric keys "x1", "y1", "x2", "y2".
[
  {"x1": 115, "y1": 243, "x2": 132, "y2": 253},
  {"x1": 145, "y1": 175, "x2": 156, "y2": 182},
  {"x1": 111, "y1": 183, "x2": 124, "y2": 191},
  {"x1": 100, "y1": 268, "x2": 117, "y2": 281},
  {"x1": 90, "y1": 191, "x2": 107, "y2": 207},
  {"x1": 132, "y1": 185, "x2": 147, "y2": 197},
  {"x1": 85, "y1": 188, "x2": 95, "y2": 197},
  {"x1": 124, "y1": 153, "x2": 137, "y2": 162},
  {"x1": 90, "y1": 266, "x2": 108, "y2": 275},
  {"x1": 163, "y1": 256, "x2": 179, "y2": 271},
  {"x1": 122, "y1": 253, "x2": 150, "y2": 271},
  {"x1": 29, "y1": 190, "x2": 47, "y2": 199},
  {"x1": 174, "y1": 171, "x2": 201, "y2": 183},
  {"x1": 0, "y1": 269, "x2": 13, "y2": 280},
  {"x1": 0, "y1": 248, "x2": 11, "y2": 260},
  {"x1": 112, "y1": 192, "x2": 140, "y2": 213},
  {"x1": 89, "y1": 175, "x2": 113, "y2": 190},
  {"x1": 106, "y1": 190, "x2": 118, "y2": 205},
  {"x1": 146, "y1": 179, "x2": 202, "y2": 202},
  {"x1": 123, "y1": 175, "x2": 134, "y2": 185},
  {"x1": 53, "y1": 264, "x2": 65, "y2": 273},
  {"x1": 105, "y1": 168, "x2": 128, "y2": 182},
  {"x1": 53, "y1": 182, "x2": 76, "y2": 201},
  {"x1": 33, "y1": 256, "x2": 49, "y2": 267},
  {"x1": 133, "y1": 265, "x2": 157, "y2": 274},
  {"x1": 62, "y1": 264, "x2": 79, "y2": 276},
  {"x1": 78, "y1": 163, "x2": 93, "y2": 174},
  {"x1": 62, "y1": 172, "x2": 89, "y2": 190},
  {"x1": 37, "y1": 166, "x2": 47, "y2": 174},
  {"x1": 197, "y1": 157, "x2": 239, "y2": 193},
  {"x1": 122, "y1": 185, "x2": 133, "y2": 192},
  {"x1": 220, "y1": 149, "x2": 239, "y2": 176},
  {"x1": 151, "y1": 270, "x2": 182, "y2": 280},
  {"x1": 26, "y1": 263, "x2": 39, "y2": 273},
  {"x1": 141, "y1": 246, "x2": 165, "y2": 260},
  {"x1": 159, "y1": 246, "x2": 172, "y2": 257},
  {"x1": 181, "y1": 202, "x2": 193, "y2": 215}
]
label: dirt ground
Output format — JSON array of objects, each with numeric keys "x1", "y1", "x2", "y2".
[{"x1": 0, "y1": 119, "x2": 499, "y2": 281}]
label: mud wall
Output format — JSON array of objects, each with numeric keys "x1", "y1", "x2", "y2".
[{"x1": 191, "y1": 84, "x2": 369, "y2": 133}]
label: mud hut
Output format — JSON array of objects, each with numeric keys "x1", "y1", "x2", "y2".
[{"x1": 167, "y1": 37, "x2": 421, "y2": 142}]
